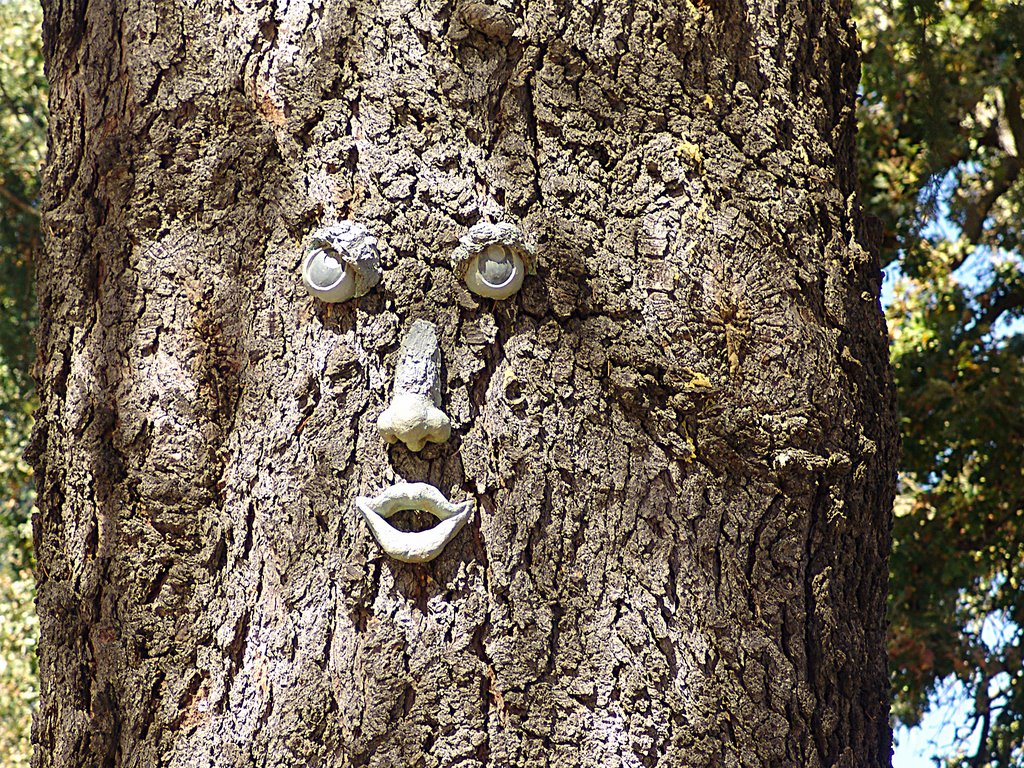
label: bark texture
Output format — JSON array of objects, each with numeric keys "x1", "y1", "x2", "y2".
[{"x1": 32, "y1": 0, "x2": 897, "y2": 766}]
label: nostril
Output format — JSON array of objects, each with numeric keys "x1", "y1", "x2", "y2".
[
  {"x1": 400, "y1": 433, "x2": 427, "y2": 452},
  {"x1": 421, "y1": 405, "x2": 451, "y2": 437},
  {"x1": 376, "y1": 409, "x2": 400, "y2": 445}
]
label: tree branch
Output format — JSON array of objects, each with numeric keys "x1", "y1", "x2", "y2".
[
  {"x1": 980, "y1": 296, "x2": 1024, "y2": 336},
  {"x1": 968, "y1": 672, "x2": 992, "y2": 768},
  {"x1": 1002, "y1": 81, "x2": 1024, "y2": 159},
  {"x1": 957, "y1": 82, "x2": 1024, "y2": 251},
  {"x1": 0, "y1": 184, "x2": 38, "y2": 218},
  {"x1": 959, "y1": 155, "x2": 1021, "y2": 247}
]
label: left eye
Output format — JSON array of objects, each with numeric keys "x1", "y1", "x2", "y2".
[
  {"x1": 301, "y1": 222, "x2": 381, "y2": 303},
  {"x1": 303, "y1": 248, "x2": 353, "y2": 299}
]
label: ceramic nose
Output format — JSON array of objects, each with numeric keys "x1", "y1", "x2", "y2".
[
  {"x1": 378, "y1": 394, "x2": 450, "y2": 451},
  {"x1": 376, "y1": 319, "x2": 451, "y2": 452}
]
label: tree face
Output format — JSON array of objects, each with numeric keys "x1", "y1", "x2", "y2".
[{"x1": 33, "y1": 2, "x2": 897, "y2": 767}]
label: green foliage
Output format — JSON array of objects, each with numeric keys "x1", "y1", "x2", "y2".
[
  {"x1": 0, "y1": 0, "x2": 42, "y2": 765},
  {"x1": 857, "y1": 0, "x2": 1024, "y2": 272},
  {"x1": 857, "y1": 1, "x2": 1024, "y2": 765},
  {"x1": 887, "y1": 251, "x2": 1024, "y2": 761},
  {"x1": 0, "y1": 0, "x2": 45, "y2": 387},
  {"x1": 0, "y1": 361, "x2": 36, "y2": 768}
]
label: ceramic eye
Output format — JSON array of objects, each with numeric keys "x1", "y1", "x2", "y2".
[
  {"x1": 465, "y1": 243, "x2": 525, "y2": 299},
  {"x1": 301, "y1": 222, "x2": 381, "y2": 303},
  {"x1": 451, "y1": 222, "x2": 535, "y2": 300}
]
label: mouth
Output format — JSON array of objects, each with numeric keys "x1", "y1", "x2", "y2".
[{"x1": 354, "y1": 483, "x2": 474, "y2": 563}]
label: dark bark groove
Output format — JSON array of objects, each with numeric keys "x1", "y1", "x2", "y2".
[{"x1": 32, "y1": 1, "x2": 897, "y2": 766}]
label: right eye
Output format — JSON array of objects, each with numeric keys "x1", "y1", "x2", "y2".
[
  {"x1": 464, "y1": 243, "x2": 526, "y2": 299},
  {"x1": 452, "y1": 222, "x2": 535, "y2": 300},
  {"x1": 301, "y1": 222, "x2": 381, "y2": 303}
]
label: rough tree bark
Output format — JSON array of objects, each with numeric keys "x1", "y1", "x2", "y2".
[{"x1": 30, "y1": 0, "x2": 897, "y2": 766}]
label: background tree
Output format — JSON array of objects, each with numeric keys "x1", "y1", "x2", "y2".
[
  {"x1": 855, "y1": 0, "x2": 1024, "y2": 765},
  {"x1": 31, "y1": 0, "x2": 896, "y2": 766},
  {"x1": 0, "y1": 0, "x2": 45, "y2": 765}
]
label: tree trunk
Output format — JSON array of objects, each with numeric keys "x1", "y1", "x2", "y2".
[{"x1": 31, "y1": 1, "x2": 897, "y2": 766}]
